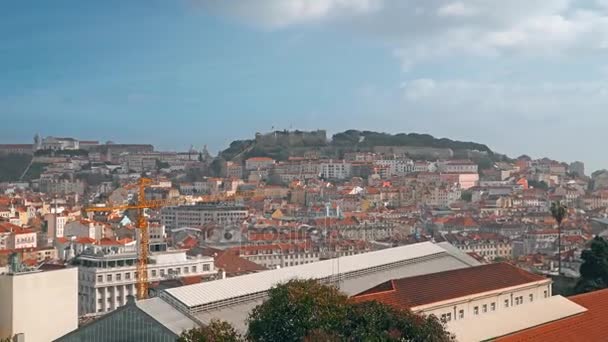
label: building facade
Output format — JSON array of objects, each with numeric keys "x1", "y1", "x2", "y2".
[
  {"x1": 74, "y1": 242, "x2": 216, "y2": 315},
  {"x1": 161, "y1": 204, "x2": 249, "y2": 230}
]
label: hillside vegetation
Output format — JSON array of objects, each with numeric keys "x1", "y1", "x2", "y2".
[
  {"x1": 219, "y1": 130, "x2": 503, "y2": 163},
  {"x1": 0, "y1": 154, "x2": 32, "y2": 182}
]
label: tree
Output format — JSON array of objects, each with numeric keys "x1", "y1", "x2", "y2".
[
  {"x1": 528, "y1": 180, "x2": 549, "y2": 190},
  {"x1": 247, "y1": 279, "x2": 453, "y2": 342},
  {"x1": 247, "y1": 279, "x2": 349, "y2": 342},
  {"x1": 550, "y1": 201, "x2": 567, "y2": 275},
  {"x1": 574, "y1": 236, "x2": 608, "y2": 294},
  {"x1": 344, "y1": 301, "x2": 452, "y2": 342},
  {"x1": 178, "y1": 319, "x2": 241, "y2": 342},
  {"x1": 460, "y1": 192, "x2": 472, "y2": 202}
]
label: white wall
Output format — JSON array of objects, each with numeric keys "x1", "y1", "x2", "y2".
[
  {"x1": 0, "y1": 268, "x2": 78, "y2": 342},
  {"x1": 415, "y1": 281, "x2": 552, "y2": 324}
]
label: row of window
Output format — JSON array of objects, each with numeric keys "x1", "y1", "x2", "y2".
[
  {"x1": 441, "y1": 291, "x2": 548, "y2": 323},
  {"x1": 94, "y1": 264, "x2": 211, "y2": 283}
]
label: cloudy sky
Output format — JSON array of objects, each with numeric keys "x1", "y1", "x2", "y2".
[{"x1": 2, "y1": 0, "x2": 608, "y2": 171}]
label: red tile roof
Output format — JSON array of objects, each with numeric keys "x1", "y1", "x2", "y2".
[
  {"x1": 351, "y1": 263, "x2": 547, "y2": 309},
  {"x1": 497, "y1": 288, "x2": 608, "y2": 342},
  {"x1": 214, "y1": 250, "x2": 266, "y2": 275}
]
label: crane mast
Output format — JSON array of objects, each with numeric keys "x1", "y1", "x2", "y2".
[
  {"x1": 85, "y1": 177, "x2": 156, "y2": 300},
  {"x1": 85, "y1": 178, "x2": 253, "y2": 300}
]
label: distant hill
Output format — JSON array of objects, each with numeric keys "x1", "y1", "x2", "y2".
[
  {"x1": 331, "y1": 130, "x2": 491, "y2": 152},
  {"x1": 0, "y1": 153, "x2": 32, "y2": 182},
  {"x1": 219, "y1": 130, "x2": 509, "y2": 165}
]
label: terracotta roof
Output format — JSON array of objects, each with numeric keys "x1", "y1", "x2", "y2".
[
  {"x1": 351, "y1": 263, "x2": 547, "y2": 309},
  {"x1": 214, "y1": 250, "x2": 266, "y2": 275},
  {"x1": 497, "y1": 288, "x2": 608, "y2": 341}
]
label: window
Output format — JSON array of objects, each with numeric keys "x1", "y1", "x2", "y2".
[
  {"x1": 482, "y1": 304, "x2": 487, "y2": 313},
  {"x1": 184, "y1": 267, "x2": 188, "y2": 274},
  {"x1": 116, "y1": 273, "x2": 121, "y2": 281},
  {"x1": 203, "y1": 264, "x2": 210, "y2": 271},
  {"x1": 107, "y1": 274, "x2": 112, "y2": 282},
  {"x1": 192, "y1": 266, "x2": 197, "y2": 273},
  {"x1": 446, "y1": 313, "x2": 451, "y2": 322},
  {"x1": 515, "y1": 296, "x2": 523, "y2": 305},
  {"x1": 97, "y1": 275, "x2": 103, "y2": 283},
  {"x1": 491, "y1": 303, "x2": 496, "y2": 311},
  {"x1": 151, "y1": 270, "x2": 157, "y2": 277},
  {"x1": 160, "y1": 269, "x2": 165, "y2": 277},
  {"x1": 529, "y1": 294, "x2": 534, "y2": 302},
  {"x1": 544, "y1": 290, "x2": 548, "y2": 298},
  {"x1": 474, "y1": 306, "x2": 479, "y2": 315},
  {"x1": 459, "y1": 310, "x2": 464, "y2": 319},
  {"x1": 125, "y1": 273, "x2": 131, "y2": 280},
  {"x1": 504, "y1": 299, "x2": 509, "y2": 308}
]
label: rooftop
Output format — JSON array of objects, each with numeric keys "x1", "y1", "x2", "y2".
[
  {"x1": 497, "y1": 288, "x2": 608, "y2": 341},
  {"x1": 161, "y1": 242, "x2": 479, "y2": 312},
  {"x1": 351, "y1": 263, "x2": 548, "y2": 309}
]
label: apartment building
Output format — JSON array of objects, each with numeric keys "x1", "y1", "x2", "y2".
[
  {"x1": 0, "y1": 222, "x2": 37, "y2": 250},
  {"x1": 373, "y1": 159, "x2": 415, "y2": 176},
  {"x1": 44, "y1": 213, "x2": 69, "y2": 242},
  {"x1": 39, "y1": 179, "x2": 85, "y2": 195},
  {"x1": 245, "y1": 157, "x2": 275, "y2": 171},
  {"x1": 232, "y1": 242, "x2": 321, "y2": 269},
  {"x1": 74, "y1": 240, "x2": 216, "y2": 315},
  {"x1": 437, "y1": 160, "x2": 479, "y2": 173},
  {"x1": 161, "y1": 204, "x2": 249, "y2": 230},
  {"x1": 320, "y1": 160, "x2": 352, "y2": 180},
  {"x1": 443, "y1": 232, "x2": 513, "y2": 260},
  {"x1": 64, "y1": 219, "x2": 112, "y2": 240}
]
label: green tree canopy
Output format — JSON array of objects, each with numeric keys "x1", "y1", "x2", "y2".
[
  {"x1": 178, "y1": 319, "x2": 241, "y2": 342},
  {"x1": 246, "y1": 279, "x2": 453, "y2": 342},
  {"x1": 181, "y1": 280, "x2": 453, "y2": 341},
  {"x1": 574, "y1": 236, "x2": 608, "y2": 294}
]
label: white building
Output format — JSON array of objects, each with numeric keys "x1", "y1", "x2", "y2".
[
  {"x1": 245, "y1": 157, "x2": 275, "y2": 171},
  {"x1": 36, "y1": 136, "x2": 80, "y2": 151},
  {"x1": 161, "y1": 204, "x2": 249, "y2": 230},
  {"x1": 0, "y1": 222, "x2": 37, "y2": 250},
  {"x1": 351, "y1": 263, "x2": 551, "y2": 326},
  {"x1": 45, "y1": 213, "x2": 68, "y2": 241},
  {"x1": 74, "y1": 240, "x2": 216, "y2": 315},
  {"x1": 320, "y1": 160, "x2": 352, "y2": 180},
  {"x1": 64, "y1": 219, "x2": 110, "y2": 240},
  {"x1": 0, "y1": 265, "x2": 78, "y2": 342},
  {"x1": 374, "y1": 159, "x2": 415, "y2": 176},
  {"x1": 437, "y1": 160, "x2": 479, "y2": 173}
]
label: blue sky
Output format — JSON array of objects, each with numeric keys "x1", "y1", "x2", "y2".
[{"x1": 3, "y1": 0, "x2": 608, "y2": 172}]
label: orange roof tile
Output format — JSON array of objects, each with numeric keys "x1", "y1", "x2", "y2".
[{"x1": 351, "y1": 263, "x2": 547, "y2": 309}]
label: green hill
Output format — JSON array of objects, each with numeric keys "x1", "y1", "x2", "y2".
[
  {"x1": 0, "y1": 154, "x2": 32, "y2": 182},
  {"x1": 218, "y1": 130, "x2": 508, "y2": 166}
]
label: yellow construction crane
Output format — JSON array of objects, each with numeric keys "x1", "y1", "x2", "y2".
[
  {"x1": 85, "y1": 177, "x2": 183, "y2": 299},
  {"x1": 85, "y1": 179, "x2": 254, "y2": 299}
]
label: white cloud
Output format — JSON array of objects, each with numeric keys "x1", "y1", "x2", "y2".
[
  {"x1": 196, "y1": 0, "x2": 382, "y2": 28},
  {"x1": 197, "y1": 0, "x2": 608, "y2": 64},
  {"x1": 437, "y1": 2, "x2": 478, "y2": 17}
]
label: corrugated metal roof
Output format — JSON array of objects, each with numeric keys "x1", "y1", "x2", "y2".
[
  {"x1": 136, "y1": 297, "x2": 198, "y2": 334},
  {"x1": 164, "y1": 242, "x2": 447, "y2": 308}
]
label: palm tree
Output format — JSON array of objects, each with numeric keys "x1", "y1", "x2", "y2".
[{"x1": 550, "y1": 201, "x2": 567, "y2": 275}]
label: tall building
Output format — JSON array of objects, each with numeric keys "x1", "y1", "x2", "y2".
[
  {"x1": 320, "y1": 160, "x2": 352, "y2": 180},
  {"x1": 0, "y1": 261, "x2": 78, "y2": 342},
  {"x1": 73, "y1": 240, "x2": 216, "y2": 315},
  {"x1": 161, "y1": 204, "x2": 249, "y2": 230}
]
